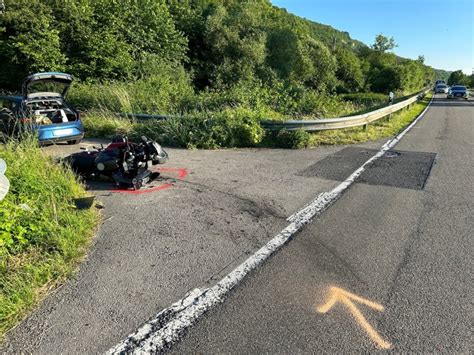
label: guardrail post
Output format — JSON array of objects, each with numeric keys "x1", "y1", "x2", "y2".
[{"x1": 363, "y1": 123, "x2": 368, "y2": 131}]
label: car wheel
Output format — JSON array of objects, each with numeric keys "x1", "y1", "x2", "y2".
[{"x1": 67, "y1": 139, "x2": 81, "y2": 145}]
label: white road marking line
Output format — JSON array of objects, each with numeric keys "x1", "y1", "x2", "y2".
[{"x1": 108, "y1": 96, "x2": 433, "y2": 354}]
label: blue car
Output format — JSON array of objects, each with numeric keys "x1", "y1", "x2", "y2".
[
  {"x1": 447, "y1": 85, "x2": 470, "y2": 100},
  {"x1": 0, "y1": 72, "x2": 84, "y2": 144}
]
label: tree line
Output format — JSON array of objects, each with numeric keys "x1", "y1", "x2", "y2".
[
  {"x1": 0, "y1": 0, "x2": 459, "y2": 97},
  {"x1": 447, "y1": 70, "x2": 473, "y2": 87}
]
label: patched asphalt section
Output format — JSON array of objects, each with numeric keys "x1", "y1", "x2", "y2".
[
  {"x1": 358, "y1": 150, "x2": 437, "y2": 190},
  {"x1": 298, "y1": 147, "x2": 379, "y2": 181},
  {"x1": 299, "y1": 147, "x2": 436, "y2": 190}
]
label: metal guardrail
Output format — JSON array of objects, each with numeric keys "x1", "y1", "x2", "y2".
[
  {"x1": 117, "y1": 113, "x2": 175, "y2": 121},
  {"x1": 261, "y1": 89, "x2": 429, "y2": 132},
  {"x1": 0, "y1": 159, "x2": 9, "y2": 201}
]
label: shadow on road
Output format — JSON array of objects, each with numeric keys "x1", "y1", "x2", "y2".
[{"x1": 430, "y1": 97, "x2": 474, "y2": 107}]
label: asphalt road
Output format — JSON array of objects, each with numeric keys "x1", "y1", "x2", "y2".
[
  {"x1": 169, "y1": 95, "x2": 474, "y2": 353},
  {"x1": 2, "y1": 95, "x2": 472, "y2": 353},
  {"x1": 1, "y1": 130, "x2": 366, "y2": 353}
]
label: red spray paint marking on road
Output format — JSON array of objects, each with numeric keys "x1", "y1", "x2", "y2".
[
  {"x1": 112, "y1": 167, "x2": 189, "y2": 195},
  {"x1": 154, "y1": 167, "x2": 188, "y2": 179}
]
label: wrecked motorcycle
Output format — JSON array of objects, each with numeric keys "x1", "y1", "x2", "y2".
[{"x1": 67, "y1": 135, "x2": 168, "y2": 190}]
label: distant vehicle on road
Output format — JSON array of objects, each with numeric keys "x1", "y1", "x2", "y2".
[
  {"x1": 447, "y1": 85, "x2": 469, "y2": 100},
  {"x1": 0, "y1": 72, "x2": 84, "y2": 144},
  {"x1": 435, "y1": 84, "x2": 449, "y2": 94},
  {"x1": 434, "y1": 79, "x2": 446, "y2": 87}
]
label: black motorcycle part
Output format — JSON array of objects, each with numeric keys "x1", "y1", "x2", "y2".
[
  {"x1": 67, "y1": 152, "x2": 97, "y2": 176},
  {"x1": 94, "y1": 150, "x2": 120, "y2": 173},
  {"x1": 112, "y1": 169, "x2": 152, "y2": 189}
]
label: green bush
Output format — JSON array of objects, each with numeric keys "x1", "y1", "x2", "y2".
[
  {"x1": 271, "y1": 129, "x2": 314, "y2": 149},
  {"x1": 341, "y1": 92, "x2": 387, "y2": 106},
  {"x1": 0, "y1": 138, "x2": 98, "y2": 336},
  {"x1": 83, "y1": 106, "x2": 266, "y2": 149}
]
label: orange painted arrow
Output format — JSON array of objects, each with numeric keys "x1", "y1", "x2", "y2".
[{"x1": 317, "y1": 286, "x2": 392, "y2": 349}]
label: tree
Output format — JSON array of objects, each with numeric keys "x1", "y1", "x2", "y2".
[
  {"x1": 399, "y1": 60, "x2": 425, "y2": 93},
  {"x1": 371, "y1": 34, "x2": 397, "y2": 52},
  {"x1": 447, "y1": 70, "x2": 469, "y2": 86},
  {"x1": 0, "y1": 0, "x2": 66, "y2": 89},
  {"x1": 368, "y1": 67, "x2": 401, "y2": 93},
  {"x1": 334, "y1": 48, "x2": 364, "y2": 91},
  {"x1": 202, "y1": 2, "x2": 270, "y2": 87}
]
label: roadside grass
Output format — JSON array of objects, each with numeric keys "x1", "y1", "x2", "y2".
[
  {"x1": 82, "y1": 93, "x2": 432, "y2": 150},
  {"x1": 69, "y1": 79, "x2": 368, "y2": 119},
  {"x1": 0, "y1": 138, "x2": 99, "y2": 338},
  {"x1": 82, "y1": 110, "x2": 135, "y2": 138}
]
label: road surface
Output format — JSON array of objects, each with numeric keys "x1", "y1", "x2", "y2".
[
  {"x1": 1, "y1": 95, "x2": 472, "y2": 353},
  {"x1": 171, "y1": 95, "x2": 474, "y2": 353}
]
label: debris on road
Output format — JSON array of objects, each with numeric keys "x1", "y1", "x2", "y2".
[{"x1": 73, "y1": 196, "x2": 96, "y2": 210}]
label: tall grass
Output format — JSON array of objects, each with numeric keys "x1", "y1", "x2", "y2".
[
  {"x1": 83, "y1": 106, "x2": 266, "y2": 149},
  {"x1": 69, "y1": 78, "x2": 367, "y2": 119},
  {"x1": 0, "y1": 138, "x2": 99, "y2": 337}
]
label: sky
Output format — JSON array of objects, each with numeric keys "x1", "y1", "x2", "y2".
[{"x1": 271, "y1": 0, "x2": 473, "y2": 75}]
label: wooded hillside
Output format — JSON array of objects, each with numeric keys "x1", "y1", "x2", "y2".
[{"x1": 1, "y1": 0, "x2": 437, "y2": 95}]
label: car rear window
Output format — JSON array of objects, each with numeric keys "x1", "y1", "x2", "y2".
[
  {"x1": 437, "y1": 85, "x2": 447, "y2": 88},
  {"x1": 452, "y1": 86, "x2": 466, "y2": 90}
]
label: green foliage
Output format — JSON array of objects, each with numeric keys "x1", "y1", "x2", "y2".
[
  {"x1": 272, "y1": 129, "x2": 314, "y2": 149},
  {"x1": 0, "y1": 139, "x2": 95, "y2": 255},
  {"x1": 0, "y1": 0, "x2": 187, "y2": 88},
  {"x1": 68, "y1": 61, "x2": 195, "y2": 114},
  {"x1": 0, "y1": 138, "x2": 98, "y2": 336},
  {"x1": 83, "y1": 91, "x2": 428, "y2": 150},
  {"x1": 399, "y1": 60, "x2": 426, "y2": 93},
  {"x1": 0, "y1": 0, "x2": 66, "y2": 89},
  {"x1": 371, "y1": 33, "x2": 397, "y2": 52},
  {"x1": 84, "y1": 106, "x2": 265, "y2": 149},
  {"x1": 433, "y1": 68, "x2": 451, "y2": 82},
  {"x1": 447, "y1": 70, "x2": 470, "y2": 86},
  {"x1": 1, "y1": 0, "x2": 437, "y2": 116},
  {"x1": 368, "y1": 66, "x2": 401, "y2": 93},
  {"x1": 340, "y1": 92, "x2": 387, "y2": 106},
  {"x1": 335, "y1": 48, "x2": 364, "y2": 92}
]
